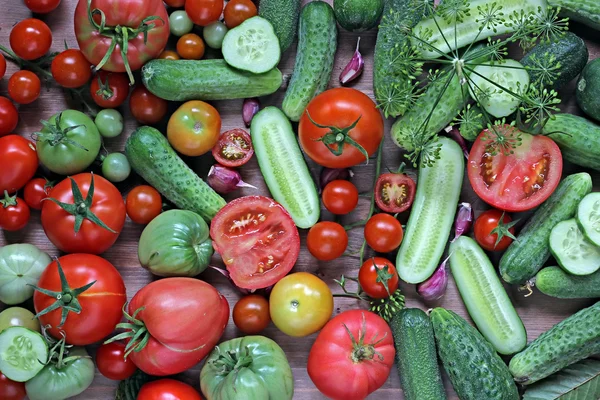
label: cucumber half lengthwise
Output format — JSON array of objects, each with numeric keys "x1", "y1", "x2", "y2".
[{"x1": 549, "y1": 218, "x2": 600, "y2": 275}]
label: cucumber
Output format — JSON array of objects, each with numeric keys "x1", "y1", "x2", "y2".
[
  {"x1": 459, "y1": 104, "x2": 484, "y2": 141},
  {"x1": 0, "y1": 327, "x2": 48, "y2": 382},
  {"x1": 577, "y1": 193, "x2": 600, "y2": 246},
  {"x1": 521, "y1": 32, "x2": 588, "y2": 89},
  {"x1": 141, "y1": 59, "x2": 283, "y2": 102},
  {"x1": 412, "y1": 0, "x2": 547, "y2": 59},
  {"x1": 397, "y1": 137, "x2": 464, "y2": 284},
  {"x1": 333, "y1": 0, "x2": 384, "y2": 32},
  {"x1": 499, "y1": 173, "x2": 593, "y2": 284},
  {"x1": 431, "y1": 308, "x2": 519, "y2": 400},
  {"x1": 549, "y1": 218, "x2": 600, "y2": 275},
  {"x1": 251, "y1": 107, "x2": 320, "y2": 229},
  {"x1": 390, "y1": 308, "x2": 446, "y2": 400},
  {"x1": 543, "y1": 114, "x2": 600, "y2": 171},
  {"x1": 449, "y1": 236, "x2": 526, "y2": 355},
  {"x1": 548, "y1": 0, "x2": 600, "y2": 31},
  {"x1": 222, "y1": 16, "x2": 280, "y2": 74},
  {"x1": 576, "y1": 58, "x2": 600, "y2": 122},
  {"x1": 533, "y1": 266, "x2": 600, "y2": 299},
  {"x1": 281, "y1": 1, "x2": 337, "y2": 122},
  {"x1": 509, "y1": 301, "x2": 600, "y2": 385},
  {"x1": 125, "y1": 126, "x2": 226, "y2": 221},
  {"x1": 258, "y1": 0, "x2": 300, "y2": 52}
]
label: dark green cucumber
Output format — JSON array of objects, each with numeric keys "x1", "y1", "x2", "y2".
[
  {"x1": 333, "y1": 0, "x2": 383, "y2": 32},
  {"x1": 282, "y1": 1, "x2": 337, "y2": 122},
  {"x1": 125, "y1": 126, "x2": 226, "y2": 221},
  {"x1": 459, "y1": 104, "x2": 484, "y2": 141},
  {"x1": 543, "y1": 114, "x2": 600, "y2": 171},
  {"x1": 258, "y1": 0, "x2": 301, "y2": 52},
  {"x1": 499, "y1": 173, "x2": 593, "y2": 284},
  {"x1": 141, "y1": 59, "x2": 282, "y2": 102},
  {"x1": 533, "y1": 266, "x2": 600, "y2": 299},
  {"x1": 431, "y1": 308, "x2": 519, "y2": 400},
  {"x1": 548, "y1": 0, "x2": 600, "y2": 31},
  {"x1": 509, "y1": 301, "x2": 600, "y2": 385},
  {"x1": 390, "y1": 308, "x2": 446, "y2": 400},
  {"x1": 576, "y1": 58, "x2": 600, "y2": 122}
]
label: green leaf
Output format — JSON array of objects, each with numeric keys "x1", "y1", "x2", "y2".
[
  {"x1": 523, "y1": 359, "x2": 600, "y2": 400},
  {"x1": 115, "y1": 369, "x2": 153, "y2": 400}
]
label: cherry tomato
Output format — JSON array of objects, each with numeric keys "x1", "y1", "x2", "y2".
[
  {"x1": 96, "y1": 342, "x2": 138, "y2": 381},
  {"x1": 233, "y1": 295, "x2": 271, "y2": 334},
  {"x1": 375, "y1": 171, "x2": 416, "y2": 213},
  {"x1": 0, "y1": 97, "x2": 18, "y2": 136},
  {"x1": 8, "y1": 71, "x2": 41, "y2": 105},
  {"x1": 0, "y1": 135, "x2": 38, "y2": 194},
  {"x1": 177, "y1": 33, "x2": 205, "y2": 60},
  {"x1": 474, "y1": 209, "x2": 517, "y2": 251},
  {"x1": 51, "y1": 49, "x2": 92, "y2": 88},
  {"x1": 138, "y1": 379, "x2": 203, "y2": 400},
  {"x1": 0, "y1": 194, "x2": 30, "y2": 231},
  {"x1": 0, "y1": 54, "x2": 6, "y2": 80},
  {"x1": 130, "y1": 85, "x2": 168, "y2": 124},
  {"x1": 126, "y1": 185, "x2": 162, "y2": 224},
  {"x1": 164, "y1": 0, "x2": 186, "y2": 7},
  {"x1": 307, "y1": 221, "x2": 348, "y2": 261},
  {"x1": 364, "y1": 213, "x2": 403, "y2": 253},
  {"x1": 322, "y1": 180, "x2": 358, "y2": 215},
  {"x1": 158, "y1": 50, "x2": 180, "y2": 60},
  {"x1": 23, "y1": 178, "x2": 53, "y2": 210},
  {"x1": 0, "y1": 372, "x2": 26, "y2": 400},
  {"x1": 24, "y1": 0, "x2": 61, "y2": 13},
  {"x1": 185, "y1": 0, "x2": 224, "y2": 26},
  {"x1": 212, "y1": 129, "x2": 254, "y2": 167},
  {"x1": 358, "y1": 257, "x2": 399, "y2": 299},
  {"x1": 90, "y1": 71, "x2": 130, "y2": 109},
  {"x1": 9, "y1": 18, "x2": 52, "y2": 61},
  {"x1": 224, "y1": 0, "x2": 257, "y2": 28},
  {"x1": 167, "y1": 100, "x2": 221, "y2": 156}
]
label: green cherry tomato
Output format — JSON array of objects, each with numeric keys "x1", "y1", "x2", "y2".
[
  {"x1": 102, "y1": 153, "x2": 131, "y2": 183},
  {"x1": 203, "y1": 21, "x2": 228, "y2": 49},
  {"x1": 170, "y1": 10, "x2": 194, "y2": 37},
  {"x1": 0, "y1": 307, "x2": 40, "y2": 333},
  {"x1": 95, "y1": 109, "x2": 124, "y2": 138}
]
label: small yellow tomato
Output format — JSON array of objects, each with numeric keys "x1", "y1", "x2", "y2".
[{"x1": 0, "y1": 307, "x2": 40, "y2": 333}]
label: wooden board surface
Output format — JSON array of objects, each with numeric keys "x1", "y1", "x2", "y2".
[{"x1": 1, "y1": 1, "x2": 599, "y2": 399}]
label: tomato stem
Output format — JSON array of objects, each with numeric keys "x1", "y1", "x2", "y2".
[
  {"x1": 0, "y1": 44, "x2": 54, "y2": 79},
  {"x1": 1, "y1": 190, "x2": 18, "y2": 208},
  {"x1": 210, "y1": 346, "x2": 254, "y2": 375},
  {"x1": 105, "y1": 304, "x2": 151, "y2": 359}
]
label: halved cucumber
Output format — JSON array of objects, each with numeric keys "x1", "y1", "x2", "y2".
[
  {"x1": 577, "y1": 192, "x2": 600, "y2": 246},
  {"x1": 450, "y1": 236, "x2": 527, "y2": 355},
  {"x1": 222, "y1": 16, "x2": 281, "y2": 74},
  {"x1": 549, "y1": 218, "x2": 600, "y2": 275},
  {"x1": 251, "y1": 106, "x2": 320, "y2": 229},
  {"x1": 0, "y1": 327, "x2": 48, "y2": 382}
]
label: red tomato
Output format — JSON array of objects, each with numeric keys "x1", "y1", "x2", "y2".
[
  {"x1": 164, "y1": 0, "x2": 186, "y2": 7},
  {"x1": 41, "y1": 173, "x2": 126, "y2": 254},
  {"x1": 468, "y1": 125, "x2": 562, "y2": 212},
  {"x1": 167, "y1": 100, "x2": 221, "y2": 156},
  {"x1": 307, "y1": 221, "x2": 348, "y2": 261},
  {"x1": 224, "y1": 0, "x2": 257, "y2": 28},
  {"x1": 130, "y1": 85, "x2": 168, "y2": 124},
  {"x1": 210, "y1": 196, "x2": 300, "y2": 290},
  {"x1": 0, "y1": 135, "x2": 38, "y2": 194},
  {"x1": 23, "y1": 178, "x2": 53, "y2": 210},
  {"x1": 211, "y1": 129, "x2": 254, "y2": 167},
  {"x1": 0, "y1": 97, "x2": 18, "y2": 136},
  {"x1": 96, "y1": 342, "x2": 138, "y2": 380},
  {"x1": 358, "y1": 257, "x2": 399, "y2": 299},
  {"x1": 8, "y1": 71, "x2": 41, "y2": 105},
  {"x1": 185, "y1": 0, "x2": 224, "y2": 26},
  {"x1": 123, "y1": 278, "x2": 229, "y2": 375},
  {"x1": 322, "y1": 180, "x2": 358, "y2": 215},
  {"x1": 0, "y1": 54, "x2": 6, "y2": 80},
  {"x1": 299, "y1": 88, "x2": 384, "y2": 168},
  {"x1": 233, "y1": 294, "x2": 271, "y2": 334},
  {"x1": 176, "y1": 33, "x2": 205, "y2": 60},
  {"x1": 90, "y1": 70, "x2": 130, "y2": 108},
  {"x1": 9, "y1": 18, "x2": 52, "y2": 61},
  {"x1": 138, "y1": 379, "x2": 203, "y2": 400},
  {"x1": 33, "y1": 254, "x2": 126, "y2": 345},
  {"x1": 0, "y1": 194, "x2": 30, "y2": 231},
  {"x1": 0, "y1": 372, "x2": 26, "y2": 400},
  {"x1": 51, "y1": 49, "x2": 92, "y2": 88},
  {"x1": 24, "y1": 0, "x2": 61, "y2": 13},
  {"x1": 74, "y1": 0, "x2": 169, "y2": 77},
  {"x1": 308, "y1": 310, "x2": 395, "y2": 400},
  {"x1": 364, "y1": 213, "x2": 403, "y2": 253},
  {"x1": 474, "y1": 209, "x2": 517, "y2": 251},
  {"x1": 375, "y1": 172, "x2": 416, "y2": 213},
  {"x1": 126, "y1": 185, "x2": 162, "y2": 224}
]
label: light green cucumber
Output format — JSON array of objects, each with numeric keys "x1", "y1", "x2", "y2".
[
  {"x1": 533, "y1": 266, "x2": 600, "y2": 299},
  {"x1": 577, "y1": 192, "x2": 600, "y2": 246},
  {"x1": 549, "y1": 219, "x2": 600, "y2": 275},
  {"x1": 0, "y1": 327, "x2": 48, "y2": 382}
]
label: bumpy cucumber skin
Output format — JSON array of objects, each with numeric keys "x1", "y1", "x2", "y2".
[
  {"x1": 450, "y1": 236, "x2": 526, "y2": 355},
  {"x1": 258, "y1": 0, "x2": 301, "y2": 52},
  {"x1": 544, "y1": 114, "x2": 600, "y2": 171},
  {"x1": 576, "y1": 59, "x2": 600, "y2": 122},
  {"x1": 125, "y1": 126, "x2": 226, "y2": 221},
  {"x1": 141, "y1": 59, "x2": 283, "y2": 101},
  {"x1": 282, "y1": 1, "x2": 337, "y2": 122},
  {"x1": 499, "y1": 173, "x2": 593, "y2": 284},
  {"x1": 333, "y1": 0, "x2": 384, "y2": 32},
  {"x1": 251, "y1": 107, "x2": 320, "y2": 229},
  {"x1": 549, "y1": 0, "x2": 600, "y2": 31},
  {"x1": 431, "y1": 308, "x2": 519, "y2": 400},
  {"x1": 390, "y1": 308, "x2": 446, "y2": 400},
  {"x1": 509, "y1": 301, "x2": 600, "y2": 385},
  {"x1": 397, "y1": 137, "x2": 464, "y2": 284},
  {"x1": 535, "y1": 266, "x2": 600, "y2": 299}
]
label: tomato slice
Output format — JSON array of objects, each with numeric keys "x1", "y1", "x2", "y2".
[
  {"x1": 468, "y1": 125, "x2": 562, "y2": 212},
  {"x1": 374, "y1": 173, "x2": 416, "y2": 213},
  {"x1": 210, "y1": 196, "x2": 300, "y2": 289},
  {"x1": 212, "y1": 128, "x2": 254, "y2": 167}
]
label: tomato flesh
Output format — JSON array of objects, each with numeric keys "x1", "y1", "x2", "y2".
[
  {"x1": 212, "y1": 128, "x2": 254, "y2": 167},
  {"x1": 375, "y1": 173, "x2": 416, "y2": 213}
]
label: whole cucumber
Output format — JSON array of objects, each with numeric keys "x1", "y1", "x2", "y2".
[
  {"x1": 258, "y1": 0, "x2": 301, "y2": 52},
  {"x1": 548, "y1": 0, "x2": 600, "y2": 31},
  {"x1": 544, "y1": 114, "x2": 600, "y2": 171},
  {"x1": 533, "y1": 266, "x2": 600, "y2": 299}
]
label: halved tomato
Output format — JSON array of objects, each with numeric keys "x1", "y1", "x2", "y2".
[
  {"x1": 210, "y1": 196, "x2": 300, "y2": 289},
  {"x1": 211, "y1": 128, "x2": 254, "y2": 167},
  {"x1": 374, "y1": 172, "x2": 416, "y2": 213},
  {"x1": 468, "y1": 125, "x2": 562, "y2": 212}
]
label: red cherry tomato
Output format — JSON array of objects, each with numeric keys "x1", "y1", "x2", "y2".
[
  {"x1": 374, "y1": 172, "x2": 416, "y2": 213},
  {"x1": 233, "y1": 295, "x2": 271, "y2": 334},
  {"x1": 130, "y1": 85, "x2": 168, "y2": 124},
  {"x1": 0, "y1": 54, "x2": 6, "y2": 80},
  {"x1": 24, "y1": 0, "x2": 61, "y2": 14},
  {"x1": 23, "y1": 178, "x2": 53, "y2": 210},
  {"x1": 126, "y1": 185, "x2": 162, "y2": 224},
  {"x1": 474, "y1": 209, "x2": 517, "y2": 251},
  {"x1": 138, "y1": 379, "x2": 203, "y2": 400},
  {"x1": 358, "y1": 257, "x2": 399, "y2": 299},
  {"x1": 307, "y1": 221, "x2": 348, "y2": 261},
  {"x1": 212, "y1": 129, "x2": 254, "y2": 167},
  {"x1": 364, "y1": 213, "x2": 403, "y2": 253},
  {"x1": 164, "y1": 0, "x2": 186, "y2": 7},
  {"x1": 0, "y1": 194, "x2": 30, "y2": 232},
  {"x1": 90, "y1": 71, "x2": 130, "y2": 109},
  {"x1": 322, "y1": 180, "x2": 358, "y2": 215},
  {"x1": 0, "y1": 97, "x2": 18, "y2": 136},
  {"x1": 0, "y1": 372, "x2": 26, "y2": 400},
  {"x1": 51, "y1": 49, "x2": 92, "y2": 88},
  {"x1": 0, "y1": 135, "x2": 38, "y2": 194},
  {"x1": 96, "y1": 342, "x2": 138, "y2": 381},
  {"x1": 8, "y1": 71, "x2": 41, "y2": 105},
  {"x1": 185, "y1": 0, "x2": 224, "y2": 26},
  {"x1": 224, "y1": 0, "x2": 257, "y2": 28},
  {"x1": 9, "y1": 18, "x2": 52, "y2": 61},
  {"x1": 176, "y1": 33, "x2": 205, "y2": 60}
]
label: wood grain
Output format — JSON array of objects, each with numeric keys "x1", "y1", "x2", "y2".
[{"x1": 1, "y1": 1, "x2": 599, "y2": 399}]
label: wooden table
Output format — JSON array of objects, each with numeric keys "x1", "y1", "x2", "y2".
[{"x1": 1, "y1": 1, "x2": 599, "y2": 399}]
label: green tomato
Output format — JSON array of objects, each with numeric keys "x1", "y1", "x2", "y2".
[
  {"x1": 25, "y1": 347, "x2": 95, "y2": 400},
  {"x1": 102, "y1": 152, "x2": 131, "y2": 183},
  {"x1": 203, "y1": 21, "x2": 228, "y2": 49},
  {"x1": 0, "y1": 244, "x2": 51, "y2": 305},
  {"x1": 0, "y1": 307, "x2": 40, "y2": 333},
  {"x1": 95, "y1": 109, "x2": 124, "y2": 138},
  {"x1": 200, "y1": 336, "x2": 294, "y2": 400},
  {"x1": 170, "y1": 10, "x2": 194, "y2": 36},
  {"x1": 138, "y1": 210, "x2": 213, "y2": 277}
]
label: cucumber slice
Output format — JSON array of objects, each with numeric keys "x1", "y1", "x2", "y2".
[
  {"x1": 468, "y1": 59, "x2": 530, "y2": 118},
  {"x1": 251, "y1": 106, "x2": 320, "y2": 229},
  {"x1": 450, "y1": 236, "x2": 527, "y2": 355},
  {"x1": 549, "y1": 218, "x2": 600, "y2": 275},
  {"x1": 577, "y1": 192, "x2": 600, "y2": 246},
  {"x1": 0, "y1": 327, "x2": 48, "y2": 382},
  {"x1": 222, "y1": 16, "x2": 281, "y2": 74}
]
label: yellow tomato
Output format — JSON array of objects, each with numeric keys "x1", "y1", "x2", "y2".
[
  {"x1": 167, "y1": 100, "x2": 222, "y2": 156},
  {"x1": 0, "y1": 307, "x2": 40, "y2": 333}
]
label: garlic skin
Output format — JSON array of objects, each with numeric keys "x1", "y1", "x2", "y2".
[
  {"x1": 417, "y1": 258, "x2": 449, "y2": 302},
  {"x1": 242, "y1": 98, "x2": 260, "y2": 127},
  {"x1": 454, "y1": 202, "x2": 474, "y2": 240},
  {"x1": 339, "y1": 38, "x2": 364, "y2": 85},
  {"x1": 207, "y1": 164, "x2": 256, "y2": 194},
  {"x1": 319, "y1": 167, "x2": 353, "y2": 190}
]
